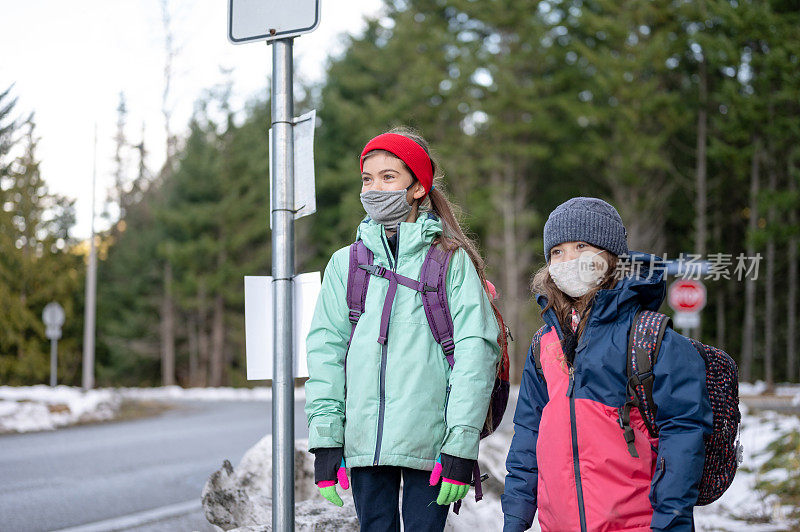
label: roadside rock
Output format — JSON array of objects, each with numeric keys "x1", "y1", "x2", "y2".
[
  {"x1": 203, "y1": 395, "x2": 518, "y2": 532},
  {"x1": 202, "y1": 436, "x2": 358, "y2": 531}
]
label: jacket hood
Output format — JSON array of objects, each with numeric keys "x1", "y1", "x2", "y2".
[{"x1": 536, "y1": 251, "x2": 666, "y2": 325}]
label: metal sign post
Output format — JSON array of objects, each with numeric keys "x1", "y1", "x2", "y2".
[
  {"x1": 43, "y1": 302, "x2": 65, "y2": 387},
  {"x1": 271, "y1": 38, "x2": 295, "y2": 532},
  {"x1": 228, "y1": 3, "x2": 320, "y2": 530}
]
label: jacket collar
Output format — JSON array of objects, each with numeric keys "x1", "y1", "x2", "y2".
[{"x1": 355, "y1": 211, "x2": 443, "y2": 266}]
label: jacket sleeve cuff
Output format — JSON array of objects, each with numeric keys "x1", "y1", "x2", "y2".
[
  {"x1": 441, "y1": 453, "x2": 475, "y2": 484},
  {"x1": 312, "y1": 447, "x2": 343, "y2": 483},
  {"x1": 651, "y1": 510, "x2": 693, "y2": 531},
  {"x1": 308, "y1": 416, "x2": 344, "y2": 450},
  {"x1": 440, "y1": 425, "x2": 480, "y2": 459},
  {"x1": 503, "y1": 513, "x2": 530, "y2": 532}
]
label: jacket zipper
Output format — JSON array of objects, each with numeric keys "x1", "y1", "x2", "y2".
[
  {"x1": 444, "y1": 384, "x2": 452, "y2": 424},
  {"x1": 379, "y1": 231, "x2": 394, "y2": 270},
  {"x1": 652, "y1": 457, "x2": 666, "y2": 505},
  {"x1": 567, "y1": 366, "x2": 588, "y2": 532},
  {"x1": 373, "y1": 227, "x2": 399, "y2": 466}
]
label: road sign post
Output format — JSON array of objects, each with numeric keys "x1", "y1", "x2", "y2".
[
  {"x1": 43, "y1": 302, "x2": 65, "y2": 387},
  {"x1": 271, "y1": 38, "x2": 295, "y2": 532},
  {"x1": 228, "y1": 2, "x2": 320, "y2": 530}
]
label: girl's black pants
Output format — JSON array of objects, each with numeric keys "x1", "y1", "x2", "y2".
[{"x1": 350, "y1": 465, "x2": 450, "y2": 531}]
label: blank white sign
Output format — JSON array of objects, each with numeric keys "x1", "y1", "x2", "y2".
[
  {"x1": 268, "y1": 109, "x2": 317, "y2": 228},
  {"x1": 244, "y1": 272, "x2": 321, "y2": 380},
  {"x1": 228, "y1": 0, "x2": 321, "y2": 44}
]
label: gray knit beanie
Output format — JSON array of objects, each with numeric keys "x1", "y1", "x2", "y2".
[{"x1": 543, "y1": 197, "x2": 628, "y2": 262}]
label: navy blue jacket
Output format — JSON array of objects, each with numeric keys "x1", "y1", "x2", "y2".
[{"x1": 502, "y1": 252, "x2": 713, "y2": 531}]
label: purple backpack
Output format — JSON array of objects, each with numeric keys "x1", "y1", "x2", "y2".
[{"x1": 345, "y1": 240, "x2": 511, "y2": 512}]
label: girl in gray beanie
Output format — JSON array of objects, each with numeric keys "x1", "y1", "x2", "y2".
[{"x1": 502, "y1": 197, "x2": 713, "y2": 532}]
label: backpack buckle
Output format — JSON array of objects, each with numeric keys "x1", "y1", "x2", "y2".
[
  {"x1": 423, "y1": 284, "x2": 438, "y2": 292},
  {"x1": 441, "y1": 338, "x2": 455, "y2": 355},
  {"x1": 358, "y1": 264, "x2": 386, "y2": 277},
  {"x1": 348, "y1": 310, "x2": 361, "y2": 324}
]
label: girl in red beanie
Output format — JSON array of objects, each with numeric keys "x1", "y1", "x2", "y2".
[{"x1": 304, "y1": 127, "x2": 502, "y2": 531}]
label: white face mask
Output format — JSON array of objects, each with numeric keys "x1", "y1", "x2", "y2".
[{"x1": 548, "y1": 250, "x2": 609, "y2": 298}]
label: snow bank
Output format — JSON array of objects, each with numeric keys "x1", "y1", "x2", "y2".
[
  {"x1": 0, "y1": 385, "x2": 120, "y2": 433},
  {"x1": 0, "y1": 384, "x2": 306, "y2": 434},
  {"x1": 117, "y1": 385, "x2": 274, "y2": 402},
  {"x1": 203, "y1": 436, "x2": 359, "y2": 531},
  {"x1": 739, "y1": 381, "x2": 769, "y2": 396},
  {"x1": 740, "y1": 380, "x2": 800, "y2": 401}
]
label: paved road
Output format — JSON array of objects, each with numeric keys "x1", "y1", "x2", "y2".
[{"x1": 0, "y1": 398, "x2": 308, "y2": 532}]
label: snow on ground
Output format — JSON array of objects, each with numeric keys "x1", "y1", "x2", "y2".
[
  {"x1": 774, "y1": 384, "x2": 800, "y2": 406},
  {"x1": 117, "y1": 385, "x2": 273, "y2": 402},
  {"x1": 740, "y1": 380, "x2": 800, "y2": 400},
  {"x1": 0, "y1": 384, "x2": 305, "y2": 434},
  {"x1": 0, "y1": 385, "x2": 120, "y2": 433}
]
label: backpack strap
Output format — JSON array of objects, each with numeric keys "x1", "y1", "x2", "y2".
[
  {"x1": 417, "y1": 245, "x2": 483, "y2": 512},
  {"x1": 419, "y1": 245, "x2": 456, "y2": 367},
  {"x1": 618, "y1": 309, "x2": 672, "y2": 457},
  {"x1": 345, "y1": 241, "x2": 373, "y2": 369},
  {"x1": 531, "y1": 325, "x2": 547, "y2": 378}
]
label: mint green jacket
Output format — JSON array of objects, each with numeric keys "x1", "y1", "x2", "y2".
[{"x1": 304, "y1": 214, "x2": 501, "y2": 470}]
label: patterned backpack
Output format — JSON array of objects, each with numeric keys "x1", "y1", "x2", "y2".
[
  {"x1": 346, "y1": 240, "x2": 512, "y2": 510},
  {"x1": 531, "y1": 309, "x2": 741, "y2": 506}
]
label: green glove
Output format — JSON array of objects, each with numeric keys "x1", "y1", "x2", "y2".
[
  {"x1": 436, "y1": 480, "x2": 470, "y2": 505},
  {"x1": 429, "y1": 454, "x2": 473, "y2": 505},
  {"x1": 318, "y1": 483, "x2": 344, "y2": 507}
]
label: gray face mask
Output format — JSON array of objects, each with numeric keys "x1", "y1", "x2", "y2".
[{"x1": 360, "y1": 186, "x2": 414, "y2": 231}]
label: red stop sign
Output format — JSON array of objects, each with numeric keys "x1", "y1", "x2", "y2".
[{"x1": 668, "y1": 279, "x2": 707, "y2": 313}]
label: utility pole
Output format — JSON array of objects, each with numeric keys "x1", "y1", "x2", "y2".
[{"x1": 82, "y1": 124, "x2": 98, "y2": 391}]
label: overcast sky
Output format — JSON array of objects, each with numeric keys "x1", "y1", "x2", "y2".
[{"x1": 1, "y1": 0, "x2": 384, "y2": 239}]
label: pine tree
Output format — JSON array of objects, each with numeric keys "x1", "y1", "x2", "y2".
[{"x1": 0, "y1": 116, "x2": 81, "y2": 384}]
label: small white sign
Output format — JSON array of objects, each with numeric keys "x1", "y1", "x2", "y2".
[
  {"x1": 673, "y1": 311, "x2": 700, "y2": 330},
  {"x1": 269, "y1": 109, "x2": 317, "y2": 227},
  {"x1": 42, "y1": 302, "x2": 65, "y2": 340},
  {"x1": 244, "y1": 272, "x2": 321, "y2": 380},
  {"x1": 228, "y1": 0, "x2": 321, "y2": 44}
]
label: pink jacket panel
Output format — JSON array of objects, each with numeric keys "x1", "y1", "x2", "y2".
[{"x1": 536, "y1": 328, "x2": 659, "y2": 532}]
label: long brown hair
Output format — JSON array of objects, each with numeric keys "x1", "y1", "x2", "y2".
[{"x1": 530, "y1": 251, "x2": 620, "y2": 342}]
